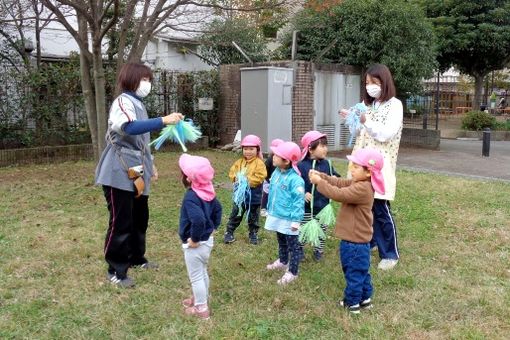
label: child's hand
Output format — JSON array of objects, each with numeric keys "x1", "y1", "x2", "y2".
[
  {"x1": 309, "y1": 170, "x2": 322, "y2": 185},
  {"x1": 290, "y1": 222, "x2": 300, "y2": 231},
  {"x1": 305, "y1": 192, "x2": 312, "y2": 202},
  {"x1": 339, "y1": 108, "x2": 349, "y2": 118},
  {"x1": 187, "y1": 238, "x2": 200, "y2": 248}
]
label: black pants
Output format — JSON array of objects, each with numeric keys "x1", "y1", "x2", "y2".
[
  {"x1": 103, "y1": 186, "x2": 149, "y2": 279},
  {"x1": 226, "y1": 203, "x2": 260, "y2": 234}
]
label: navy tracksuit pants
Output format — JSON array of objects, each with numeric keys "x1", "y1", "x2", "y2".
[
  {"x1": 371, "y1": 199, "x2": 400, "y2": 260},
  {"x1": 103, "y1": 186, "x2": 149, "y2": 279}
]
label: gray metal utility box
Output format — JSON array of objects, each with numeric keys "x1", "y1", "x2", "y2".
[{"x1": 240, "y1": 67, "x2": 293, "y2": 153}]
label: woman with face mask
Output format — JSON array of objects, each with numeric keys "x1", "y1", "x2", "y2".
[
  {"x1": 95, "y1": 62, "x2": 183, "y2": 288},
  {"x1": 339, "y1": 63, "x2": 403, "y2": 271}
]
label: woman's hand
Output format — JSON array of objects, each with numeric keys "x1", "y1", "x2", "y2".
[
  {"x1": 162, "y1": 112, "x2": 184, "y2": 125},
  {"x1": 360, "y1": 112, "x2": 366, "y2": 124},
  {"x1": 339, "y1": 108, "x2": 349, "y2": 118},
  {"x1": 151, "y1": 164, "x2": 159, "y2": 181}
]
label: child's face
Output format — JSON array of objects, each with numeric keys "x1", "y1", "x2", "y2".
[
  {"x1": 243, "y1": 146, "x2": 257, "y2": 160},
  {"x1": 350, "y1": 162, "x2": 371, "y2": 182},
  {"x1": 309, "y1": 143, "x2": 328, "y2": 160},
  {"x1": 272, "y1": 154, "x2": 290, "y2": 170}
]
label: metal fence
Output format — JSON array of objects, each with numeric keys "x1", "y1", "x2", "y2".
[{"x1": 0, "y1": 61, "x2": 219, "y2": 146}]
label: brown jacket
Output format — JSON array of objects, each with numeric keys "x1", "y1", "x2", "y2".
[{"x1": 316, "y1": 176, "x2": 374, "y2": 243}]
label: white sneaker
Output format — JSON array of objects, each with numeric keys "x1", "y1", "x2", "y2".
[
  {"x1": 260, "y1": 209, "x2": 268, "y2": 217},
  {"x1": 266, "y1": 259, "x2": 288, "y2": 271},
  {"x1": 378, "y1": 259, "x2": 398, "y2": 270},
  {"x1": 277, "y1": 271, "x2": 297, "y2": 285}
]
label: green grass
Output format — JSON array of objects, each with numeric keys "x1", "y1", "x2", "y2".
[{"x1": 1, "y1": 150, "x2": 509, "y2": 339}]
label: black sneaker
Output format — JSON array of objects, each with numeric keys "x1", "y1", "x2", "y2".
[
  {"x1": 313, "y1": 250, "x2": 323, "y2": 261},
  {"x1": 360, "y1": 298, "x2": 373, "y2": 310},
  {"x1": 109, "y1": 275, "x2": 135, "y2": 288},
  {"x1": 249, "y1": 233, "x2": 258, "y2": 245},
  {"x1": 337, "y1": 300, "x2": 360, "y2": 314},
  {"x1": 224, "y1": 232, "x2": 235, "y2": 244},
  {"x1": 107, "y1": 272, "x2": 115, "y2": 281}
]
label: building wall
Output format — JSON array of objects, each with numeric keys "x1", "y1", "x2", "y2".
[
  {"x1": 218, "y1": 60, "x2": 360, "y2": 145},
  {"x1": 143, "y1": 39, "x2": 213, "y2": 72}
]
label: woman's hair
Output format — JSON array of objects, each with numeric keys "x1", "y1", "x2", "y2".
[
  {"x1": 363, "y1": 64, "x2": 396, "y2": 105},
  {"x1": 117, "y1": 63, "x2": 153, "y2": 92},
  {"x1": 309, "y1": 136, "x2": 328, "y2": 151}
]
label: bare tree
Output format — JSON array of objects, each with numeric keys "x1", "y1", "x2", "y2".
[
  {"x1": 0, "y1": 0, "x2": 57, "y2": 70},
  {"x1": 39, "y1": 0, "x2": 288, "y2": 160}
]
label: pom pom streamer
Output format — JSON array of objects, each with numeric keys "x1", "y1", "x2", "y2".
[
  {"x1": 298, "y1": 160, "x2": 325, "y2": 246},
  {"x1": 345, "y1": 103, "x2": 367, "y2": 146},
  {"x1": 232, "y1": 169, "x2": 251, "y2": 217},
  {"x1": 150, "y1": 119, "x2": 202, "y2": 152},
  {"x1": 298, "y1": 218, "x2": 325, "y2": 248},
  {"x1": 316, "y1": 203, "x2": 336, "y2": 228}
]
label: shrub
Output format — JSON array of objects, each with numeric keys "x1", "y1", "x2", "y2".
[
  {"x1": 461, "y1": 111, "x2": 496, "y2": 131},
  {"x1": 493, "y1": 119, "x2": 510, "y2": 131}
]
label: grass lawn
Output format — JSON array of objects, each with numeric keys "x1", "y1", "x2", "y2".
[{"x1": 1, "y1": 149, "x2": 509, "y2": 339}]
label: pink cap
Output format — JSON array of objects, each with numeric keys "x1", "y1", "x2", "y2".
[
  {"x1": 178, "y1": 154, "x2": 216, "y2": 201},
  {"x1": 300, "y1": 131, "x2": 327, "y2": 160},
  {"x1": 270, "y1": 138, "x2": 284, "y2": 148},
  {"x1": 241, "y1": 134, "x2": 261, "y2": 147},
  {"x1": 270, "y1": 141, "x2": 302, "y2": 175},
  {"x1": 346, "y1": 148, "x2": 385, "y2": 195},
  {"x1": 241, "y1": 134, "x2": 263, "y2": 159}
]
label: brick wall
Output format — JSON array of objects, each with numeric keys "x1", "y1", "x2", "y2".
[
  {"x1": 401, "y1": 128, "x2": 441, "y2": 150},
  {"x1": 218, "y1": 60, "x2": 361, "y2": 145}
]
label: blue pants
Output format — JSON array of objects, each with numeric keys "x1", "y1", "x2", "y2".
[
  {"x1": 371, "y1": 199, "x2": 399, "y2": 260},
  {"x1": 340, "y1": 240, "x2": 372, "y2": 306},
  {"x1": 277, "y1": 232, "x2": 302, "y2": 275}
]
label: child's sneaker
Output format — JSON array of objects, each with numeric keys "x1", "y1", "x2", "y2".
[
  {"x1": 223, "y1": 232, "x2": 235, "y2": 244},
  {"x1": 360, "y1": 298, "x2": 373, "y2": 310},
  {"x1": 109, "y1": 275, "x2": 135, "y2": 288},
  {"x1": 378, "y1": 259, "x2": 398, "y2": 270},
  {"x1": 266, "y1": 259, "x2": 288, "y2": 270},
  {"x1": 260, "y1": 209, "x2": 268, "y2": 217},
  {"x1": 313, "y1": 249, "x2": 323, "y2": 261},
  {"x1": 249, "y1": 232, "x2": 258, "y2": 245},
  {"x1": 337, "y1": 300, "x2": 361, "y2": 314},
  {"x1": 184, "y1": 304, "x2": 210, "y2": 320},
  {"x1": 139, "y1": 261, "x2": 159, "y2": 270},
  {"x1": 277, "y1": 271, "x2": 298, "y2": 285},
  {"x1": 182, "y1": 296, "x2": 194, "y2": 308}
]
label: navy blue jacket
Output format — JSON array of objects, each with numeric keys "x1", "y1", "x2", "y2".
[
  {"x1": 298, "y1": 157, "x2": 340, "y2": 214},
  {"x1": 179, "y1": 189, "x2": 222, "y2": 243},
  {"x1": 264, "y1": 155, "x2": 277, "y2": 181}
]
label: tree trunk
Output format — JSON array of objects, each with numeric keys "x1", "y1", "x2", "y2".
[
  {"x1": 92, "y1": 43, "x2": 108, "y2": 155},
  {"x1": 473, "y1": 73, "x2": 486, "y2": 110},
  {"x1": 77, "y1": 16, "x2": 99, "y2": 160}
]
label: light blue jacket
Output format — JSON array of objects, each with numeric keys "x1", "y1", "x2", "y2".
[{"x1": 267, "y1": 168, "x2": 305, "y2": 223}]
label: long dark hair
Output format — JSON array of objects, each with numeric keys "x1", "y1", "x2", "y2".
[{"x1": 363, "y1": 64, "x2": 396, "y2": 105}]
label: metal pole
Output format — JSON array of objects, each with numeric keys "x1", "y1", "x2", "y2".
[
  {"x1": 291, "y1": 31, "x2": 298, "y2": 61},
  {"x1": 482, "y1": 128, "x2": 491, "y2": 157},
  {"x1": 435, "y1": 71, "x2": 439, "y2": 130},
  {"x1": 232, "y1": 41, "x2": 253, "y2": 66}
]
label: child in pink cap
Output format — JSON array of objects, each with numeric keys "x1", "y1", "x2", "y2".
[
  {"x1": 264, "y1": 141, "x2": 305, "y2": 285},
  {"x1": 260, "y1": 138, "x2": 284, "y2": 217},
  {"x1": 298, "y1": 131, "x2": 340, "y2": 261},
  {"x1": 224, "y1": 134, "x2": 267, "y2": 245},
  {"x1": 178, "y1": 154, "x2": 223, "y2": 320},
  {"x1": 309, "y1": 148, "x2": 384, "y2": 314}
]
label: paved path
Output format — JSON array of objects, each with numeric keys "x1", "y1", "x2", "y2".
[
  {"x1": 397, "y1": 139, "x2": 510, "y2": 181},
  {"x1": 332, "y1": 139, "x2": 510, "y2": 182}
]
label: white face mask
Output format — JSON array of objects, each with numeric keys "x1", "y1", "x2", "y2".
[
  {"x1": 136, "y1": 80, "x2": 151, "y2": 98},
  {"x1": 366, "y1": 84, "x2": 382, "y2": 98}
]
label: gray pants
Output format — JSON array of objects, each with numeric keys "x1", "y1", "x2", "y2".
[{"x1": 183, "y1": 237, "x2": 214, "y2": 306}]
